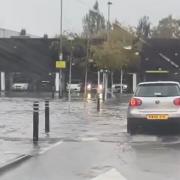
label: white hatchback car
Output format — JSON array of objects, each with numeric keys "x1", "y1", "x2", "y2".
[
  {"x1": 112, "y1": 84, "x2": 128, "y2": 93},
  {"x1": 66, "y1": 80, "x2": 82, "y2": 92},
  {"x1": 12, "y1": 83, "x2": 29, "y2": 91},
  {"x1": 127, "y1": 81, "x2": 180, "y2": 134}
]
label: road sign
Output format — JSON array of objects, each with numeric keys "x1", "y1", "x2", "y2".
[{"x1": 56, "y1": 61, "x2": 66, "y2": 69}]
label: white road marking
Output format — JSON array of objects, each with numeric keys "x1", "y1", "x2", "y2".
[
  {"x1": 131, "y1": 135, "x2": 158, "y2": 143},
  {"x1": 39, "y1": 141, "x2": 63, "y2": 155},
  {"x1": 81, "y1": 137, "x2": 98, "y2": 141},
  {"x1": 91, "y1": 168, "x2": 127, "y2": 180},
  {"x1": 162, "y1": 140, "x2": 180, "y2": 145}
]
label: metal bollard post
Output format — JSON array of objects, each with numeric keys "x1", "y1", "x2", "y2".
[
  {"x1": 33, "y1": 101, "x2": 39, "y2": 143},
  {"x1": 97, "y1": 94, "x2": 100, "y2": 112},
  {"x1": 52, "y1": 86, "x2": 55, "y2": 99},
  {"x1": 45, "y1": 100, "x2": 50, "y2": 133}
]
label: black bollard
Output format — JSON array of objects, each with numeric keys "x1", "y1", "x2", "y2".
[
  {"x1": 33, "y1": 101, "x2": 39, "y2": 143},
  {"x1": 52, "y1": 86, "x2": 55, "y2": 99},
  {"x1": 102, "y1": 90, "x2": 105, "y2": 102},
  {"x1": 97, "y1": 94, "x2": 100, "y2": 112},
  {"x1": 45, "y1": 100, "x2": 50, "y2": 133}
]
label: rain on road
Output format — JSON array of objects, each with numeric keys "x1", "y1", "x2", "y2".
[{"x1": 0, "y1": 94, "x2": 180, "y2": 180}]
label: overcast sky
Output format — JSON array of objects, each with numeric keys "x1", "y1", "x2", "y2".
[{"x1": 0, "y1": 0, "x2": 180, "y2": 37}]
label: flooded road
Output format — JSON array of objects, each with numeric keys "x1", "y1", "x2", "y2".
[{"x1": 0, "y1": 93, "x2": 180, "y2": 180}]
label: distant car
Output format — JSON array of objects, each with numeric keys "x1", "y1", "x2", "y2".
[
  {"x1": 12, "y1": 83, "x2": 29, "y2": 91},
  {"x1": 127, "y1": 81, "x2": 180, "y2": 134},
  {"x1": 66, "y1": 80, "x2": 82, "y2": 92},
  {"x1": 39, "y1": 81, "x2": 51, "y2": 91},
  {"x1": 112, "y1": 84, "x2": 128, "y2": 93},
  {"x1": 87, "y1": 83, "x2": 103, "y2": 93}
]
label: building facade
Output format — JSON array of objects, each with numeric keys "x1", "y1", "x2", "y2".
[{"x1": 141, "y1": 39, "x2": 180, "y2": 82}]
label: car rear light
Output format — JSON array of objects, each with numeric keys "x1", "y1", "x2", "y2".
[
  {"x1": 98, "y1": 84, "x2": 103, "y2": 90},
  {"x1": 173, "y1": 98, "x2": 180, "y2": 106},
  {"x1": 129, "y1": 98, "x2": 142, "y2": 107},
  {"x1": 87, "y1": 84, "x2": 91, "y2": 90}
]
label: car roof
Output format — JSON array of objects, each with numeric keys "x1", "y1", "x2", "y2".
[{"x1": 138, "y1": 81, "x2": 180, "y2": 86}]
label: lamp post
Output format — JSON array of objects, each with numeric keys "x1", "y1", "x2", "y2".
[
  {"x1": 84, "y1": 34, "x2": 90, "y2": 101},
  {"x1": 107, "y1": 1, "x2": 112, "y2": 42},
  {"x1": 59, "y1": 0, "x2": 63, "y2": 98},
  {"x1": 106, "y1": 1, "x2": 112, "y2": 100},
  {"x1": 68, "y1": 35, "x2": 74, "y2": 112}
]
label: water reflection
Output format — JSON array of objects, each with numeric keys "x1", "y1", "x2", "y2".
[
  {"x1": 87, "y1": 93, "x2": 91, "y2": 101},
  {"x1": 99, "y1": 93, "x2": 103, "y2": 100}
]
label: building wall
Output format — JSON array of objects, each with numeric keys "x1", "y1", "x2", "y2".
[{"x1": 141, "y1": 39, "x2": 180, "y2": 82}]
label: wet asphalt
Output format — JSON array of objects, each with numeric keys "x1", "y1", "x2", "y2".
[{"x1": 0, "y1": 93, "x2": 180, "y2": 180}]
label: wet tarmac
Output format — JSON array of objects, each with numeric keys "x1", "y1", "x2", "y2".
[{"x1": 0, "y1": 93, "x2": 180, "y2": 179}]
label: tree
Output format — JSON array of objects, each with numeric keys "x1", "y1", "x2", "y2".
[
  {"x1": 82, "y1": 1, "x2": 106, "y2": 38},
  {"x1": 50, "y1": 34, "x2": 86, "y2": 60},
  {"x1": 92, "y1": 42, "x2": 127, "y2": 70},
  {"x1": 137, "y1": 16, "x2": 151, "y2": 39},
  {"x1": 152, "y1": 15, "x2": 180, "y2": 38},
  {"x1": 91, "y1": 23, "x2": 140, "y2": 71},
  {"x1": 92, "y1": 42, "x2": 139, "y2": 72}
]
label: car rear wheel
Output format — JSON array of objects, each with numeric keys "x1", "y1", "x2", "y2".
[{"x1": 127, "y1": 118, "x2": 137, "y2": 135}]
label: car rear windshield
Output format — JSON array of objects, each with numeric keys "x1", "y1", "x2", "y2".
[
  {"x1": 71, "y1": 81, "x2": 81, "y2": 84},
  {"x1": 135, "y1": 83, "x2": 180, "y2": 97}
]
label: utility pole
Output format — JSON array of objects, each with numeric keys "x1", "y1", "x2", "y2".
[
  {"x1": 120, "y1": 68, "x2": 123, "y2": 94},
  {"x1": 107, "y1": 1, "x2": 112, "y2": 42},
  {"x1": 68, "y1": 36, "x2": 74, "y2": 112},
  {"x1": 111, "y1": 71, "x2": 114, "y2": 96},
  {"x1": 59, "y1": 0, "x2": 63, "y2": 98},
  {"x1": 108, "y1": 2, "x2": 114, "y2": 98},
  {"x1": 84, "y1": 38, "x2": 89, "y2": 100},
  {"x1": 103, "y1": 1, "x2": 112, "y2": 101},
  {"x1": 68, "y1": 44, "x2": 72, "y2": 112}
]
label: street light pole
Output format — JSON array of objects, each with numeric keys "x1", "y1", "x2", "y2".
[
  {"x1": 107, "y1": 1, "x2": 112, "y2": 42},
  {"x1": 68, "y1": 56, "x2": 72, "y2": 98},
  {"x1": 103, "y1": 1, "x2": 112, "y2": 100},
  {"x1": 59, "y1": 0, "x2": 63, "y2": 98},
  {"x1": 84, "y1": 38, "x2": 89, "y2": 100},
  {"x1": 68, "y1": 41, "x2": 72, "y2": 112}
]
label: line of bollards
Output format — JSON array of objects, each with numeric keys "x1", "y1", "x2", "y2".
[
  {"x1": 33, "y1": 100, "x2": 50, "y2": 144},
  {"x1": 33, "y1": 95, "x2": 101, "y2": 144}
]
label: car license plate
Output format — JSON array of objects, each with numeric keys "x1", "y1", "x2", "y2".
[{"x1": 146, "y1": 114, "x2": 169, "y2": 120}]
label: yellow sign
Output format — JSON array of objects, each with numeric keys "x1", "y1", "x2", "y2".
[{"x1": 56, "y1": 61, "x2": 66, "y2": 69}]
